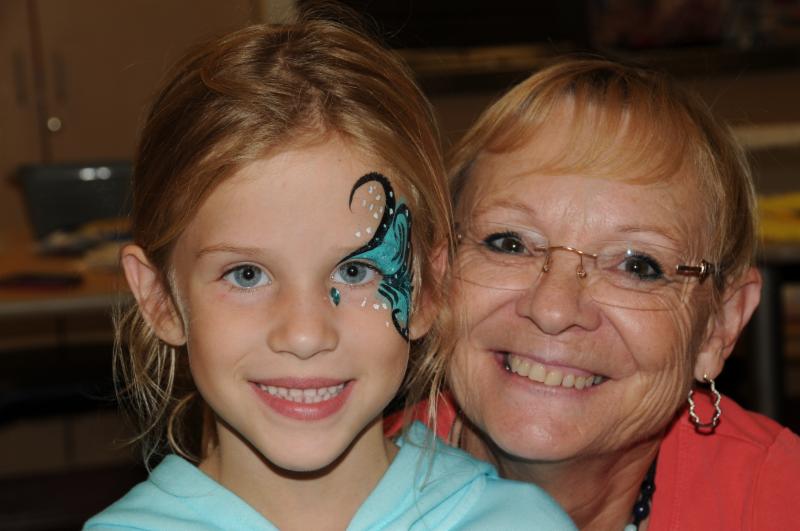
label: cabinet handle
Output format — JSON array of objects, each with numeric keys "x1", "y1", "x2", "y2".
[{"x1": 46, "y1": 116, "x2": 62, "y2": 132}]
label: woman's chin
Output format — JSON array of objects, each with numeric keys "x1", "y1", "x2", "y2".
[{"x1": 482, "y1": 415, "x2": 593, "y2": 463}]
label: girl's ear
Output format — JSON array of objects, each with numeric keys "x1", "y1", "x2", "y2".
[
  {"x1": 408, "y1": 241, "x2": 449, "y2": 341},
  {"x1": 120, "y1": 244, "x2": 187, "y2": 347},
  {"x1": 694, "y1": 267, "x2": 761, "y2": 381}
]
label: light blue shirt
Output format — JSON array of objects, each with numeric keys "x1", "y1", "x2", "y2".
[{"x1": 85, "y1": 422, "x2": 575, "y2": 530}]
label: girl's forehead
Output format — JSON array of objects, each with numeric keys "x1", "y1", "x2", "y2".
[{"x1": 183, "y1": 139, "x2": 405, "y2": 248}]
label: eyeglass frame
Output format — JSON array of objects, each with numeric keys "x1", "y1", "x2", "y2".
[{"x1": 455, "y1": 232, "x2": 718, "y2": 284}]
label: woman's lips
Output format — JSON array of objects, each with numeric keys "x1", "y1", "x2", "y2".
[
  {"x1": 503, "y1": 352, "x2": 607, "y2": 389},
  {"x1": 251, "y1": 379, "x2": 353, "y2": 420}
]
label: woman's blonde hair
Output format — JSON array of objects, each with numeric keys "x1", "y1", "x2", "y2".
[
  {"x1": 449, "y1": 58, "x2": 758, "y2": 306},
  {"x1": 115, "y1": 10, "x2": 453, "y2": 465}
]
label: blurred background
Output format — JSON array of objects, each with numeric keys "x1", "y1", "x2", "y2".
[{"x1": 1, "y1": 1, "x2": 799, "y2": 528}]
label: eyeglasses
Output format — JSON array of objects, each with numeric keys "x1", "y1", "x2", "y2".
[{"x1": 455, "y1": 221, "x2": 717, "y2": 310}]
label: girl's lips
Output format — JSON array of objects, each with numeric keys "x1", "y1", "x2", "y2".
[
  {"x1": 251, "y1": 380, "x2": 354, "y2": 421},
  {"x1": 499, "y1": 352, "x2": 607, "y2": 390}
]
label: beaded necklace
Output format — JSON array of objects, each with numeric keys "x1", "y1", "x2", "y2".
[{"x1": 624, "y1": 457, "x2": 657, "y2": 531}]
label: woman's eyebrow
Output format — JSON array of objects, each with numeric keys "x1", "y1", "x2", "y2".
[
  {"x1": 470, "y1": 199, "x2": 538, "y2": 220},
  {"x1": 614, "y1": 225, "x2": 684, "y2": 247}
]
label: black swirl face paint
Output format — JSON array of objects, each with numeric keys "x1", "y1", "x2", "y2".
[{"x1": 338, "y1": 172, "x2": 412, "y2": 340}]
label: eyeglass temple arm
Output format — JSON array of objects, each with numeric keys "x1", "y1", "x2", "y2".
[{"x1": 676, "y1": 260, "x2": 716, "y2": 282}]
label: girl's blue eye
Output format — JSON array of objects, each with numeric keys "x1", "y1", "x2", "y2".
[
  {"x1": 332, "y1": 261, "x2": 378, "y2": 286},
  {"x1": 223, "y1": 264, "x2": 270, "y2": 289}
]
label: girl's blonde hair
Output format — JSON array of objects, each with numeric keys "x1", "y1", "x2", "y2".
[
  {"x1": 449, "y1": 58, "x2": 758, "y2": 306},
  {"x1": 115, "y1": 10, "x2": 453, "y2": 465}
]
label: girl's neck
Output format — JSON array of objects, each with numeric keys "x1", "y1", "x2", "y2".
[
  {"x1": 200, "y1": 418, "x2": 395, "y2": 530},
  {"x1": 460, "y1": 425, "x2": 660, "y2": 530}
]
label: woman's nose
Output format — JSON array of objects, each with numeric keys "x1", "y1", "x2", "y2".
[
  {"x1": 515, "y1": 255, "x2": 601, "y2": 334},
  {"x1": 266, "y1": 287, "x2": 339, "y2": 359}
]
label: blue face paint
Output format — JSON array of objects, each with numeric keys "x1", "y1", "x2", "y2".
[
  {"x1": 339, "y1": 172, "x2": 412, "y2": 340},
  {"x1": 330, "y1": 287, "x2": 341, "y2": 306}
]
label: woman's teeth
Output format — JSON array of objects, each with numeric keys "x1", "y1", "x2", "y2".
[
  {"x1": 506, "y1": 353, "x2": 605, "y2": 389},
  {"x1": 258, "y1": 383, "x2": 345, "y2": 403}
]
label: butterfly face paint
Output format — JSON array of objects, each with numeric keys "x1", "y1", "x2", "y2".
[
  {"x1": 338, "y1": 172, "x2": 413, "y2": 340},
  {"x1": 329, "y1": 287, "x2": 341, "y2": 306}
]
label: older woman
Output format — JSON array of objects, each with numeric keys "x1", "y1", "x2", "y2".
[{"x1": 439, "y1": 59, "x2": 800, "y2": 529}]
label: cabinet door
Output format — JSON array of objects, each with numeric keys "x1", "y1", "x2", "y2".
[
  {"x1": 35, "y1": 0, "x2": 258, "y2": 162},
  {"x1": 0, "y1": 0, "x2": 41, "y2": 242}
]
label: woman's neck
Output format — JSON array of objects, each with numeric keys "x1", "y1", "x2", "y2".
[
  {"x1": 460, "y1": 425, "x2": 660, "y2": 530},
  {"x1": 200, "y1": 418, "x2": 395, "y2": 530}
]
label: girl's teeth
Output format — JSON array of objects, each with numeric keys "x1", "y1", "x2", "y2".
[
  {"x1": 506, "y1": 353, "x2": 602, "y2": 390},
  {"x1": 258, "y1": 383, "x2": 345, "y2": 403}
]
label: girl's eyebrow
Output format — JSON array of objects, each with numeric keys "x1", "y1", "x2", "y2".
[
  {"x1": 195, "y1": 244, "x2": 264, "y2": 259},
  {"x1": 195, "y1": 243, "x2": 368, "y2": 260}
]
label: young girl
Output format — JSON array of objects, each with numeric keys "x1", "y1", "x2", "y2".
[{"x1": 84, "y1": 13, "x2": 575, "y2": 531}]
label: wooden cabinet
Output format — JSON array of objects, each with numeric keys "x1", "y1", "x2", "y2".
[
  {"x1": 0, "y1": 0, "x2": 259, "y2": 245},
  {"x1": 0, "y1": 0, "x2": 42, "y2": 239}
]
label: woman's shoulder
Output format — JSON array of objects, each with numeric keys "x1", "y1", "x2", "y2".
[
  {"x1": 83, "y1": 455, "x2": 275, "y2": 531},
  {"x1": 715, "y1": 395, "x2": 799, "y2": 448},
  {"x1": 653, "y1": 395, "x2": 800, "y2": 530},
  {"x1": 662, "y1": 395, "x2": 800, "y2": 476}
]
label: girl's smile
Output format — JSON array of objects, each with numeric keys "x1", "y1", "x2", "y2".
[{"x1": 250, "y1": 379, "x2": 354, "y2": 421}]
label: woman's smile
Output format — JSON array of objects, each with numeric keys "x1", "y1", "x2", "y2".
[{"x1": 503, "y1": 352, "x2": 607, "y2": 389}]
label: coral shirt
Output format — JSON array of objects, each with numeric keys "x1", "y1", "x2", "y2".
[
  {"x1": 388, "y1": 394, "x2": 800, "y2": 530},
  {"x1": 648, "y1": 395, "x2": 800, "y2": 530}
]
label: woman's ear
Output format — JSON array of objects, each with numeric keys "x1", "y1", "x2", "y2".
[
  {"x1": 120, "y1": 244, "x2": 187, "y2": 347},
  {"x1": 694, "y1": 267, "x2": 761, "y2": 381},
  {"x1": 408, "y1": 241, "x2": 449, "y2": 341}
]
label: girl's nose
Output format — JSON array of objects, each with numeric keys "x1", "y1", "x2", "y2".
[{"x1": 266, "y1": 288, "x2": 339, "y2": 359}]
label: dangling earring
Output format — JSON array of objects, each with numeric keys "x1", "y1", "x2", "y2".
[{"x1": 688, "y1": 373, "x2": 722, "y2": 431}]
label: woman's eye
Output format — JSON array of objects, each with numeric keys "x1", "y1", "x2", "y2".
[
  {"x1": 223, "y1": 264, "x2": 270, "y2": 289},
  {"x1": 484, "y1": 232, "x2": 529, "y2": 255},
  {"x1": 332, "y1": 261, "x2": 378, "y2": 286},
  {"x1": 620, "y1": 253, "x2": 663, "y2": 281}
]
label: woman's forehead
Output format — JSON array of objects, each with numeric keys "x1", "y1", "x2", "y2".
[{"x1": 462, "y1": 154, "x2": 702, "y2": 247}]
